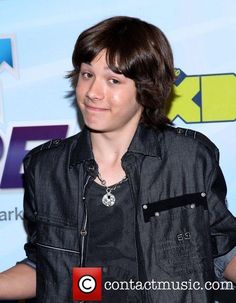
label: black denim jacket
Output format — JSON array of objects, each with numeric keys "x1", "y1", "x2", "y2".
[{"x1": 23, "y1": 124, "x2": 236, "y2": 302}]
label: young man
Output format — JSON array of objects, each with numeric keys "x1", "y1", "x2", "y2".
[{"x1": 0, "y1": 16, "x2": 236, "y2": 302}]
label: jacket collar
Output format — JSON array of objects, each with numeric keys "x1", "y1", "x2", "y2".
[
  {"x1": 70, "y1": 124, "x2": 162, "y2": 167},
  {"x1": 70, "y1": 126, "x2": 94, "y2": 166},
  {"x1": 127, "y1": 124, "x2": 162, "y2": 158}
]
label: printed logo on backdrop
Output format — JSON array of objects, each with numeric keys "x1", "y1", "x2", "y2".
[
  {"x1": 0, "y1": 35, "x2": 69, "y2": 191},
  {"x1": 0, "y1": 35, "x2": 18, "y2": 77},
  {"x1": 0, "y1": 35, "x2": 18, "y2": 124},
  {"x1": 170, "y1": 69, "x2": 236, "y2": 123},
  {"x1": 0, "y1": 35, "x2": 18, "y2": 161},
  {"x1": 0, "y1": 206, "x2": 23, "y2": 221}
]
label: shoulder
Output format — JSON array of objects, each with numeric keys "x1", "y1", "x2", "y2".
[
  {"x1": 23, "y1": 132, "x2": 81, "y2": 165},
  {"x1": 161, "y1": 125, "x2": 219, "y2": 161}
]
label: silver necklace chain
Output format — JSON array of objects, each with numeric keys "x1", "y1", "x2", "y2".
[{"x1": 97, "y1": 173, "x2": 128, "y2": 207}]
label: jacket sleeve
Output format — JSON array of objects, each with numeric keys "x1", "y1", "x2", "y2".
[
  {"x1": 214, "y1": 246, "x2": 236, "y2": 281},
  {"x1": 23, "y1": 153, "x2": 37, "y2": 265},
  {"x1": 206, "y1": 151, "x2": 236, "y2": 258}
]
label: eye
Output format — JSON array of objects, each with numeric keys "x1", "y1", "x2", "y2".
[
  {"x1": 80, "y1": 71, "x2": 93, "y2": 79},
  {"x1": 109, "y1": 78, "x2": 120, "y2": 85}
]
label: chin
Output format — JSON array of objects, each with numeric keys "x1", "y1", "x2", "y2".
[{"x1": 85, "y1": 123, "x2": 106, "y2": 133}]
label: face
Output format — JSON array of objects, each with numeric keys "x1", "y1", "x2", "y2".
[{"x1": 76, "y1": 51, "x2": 143, "y2": 134}]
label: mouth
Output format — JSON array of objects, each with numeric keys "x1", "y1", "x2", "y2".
[{"x1": 84, "y1": 104, "x2": 109, "y2": 112}]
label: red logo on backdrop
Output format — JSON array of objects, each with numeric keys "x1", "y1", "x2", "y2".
[{"x1": 73, "y1": 267, "x2": 102, "y2": 301}]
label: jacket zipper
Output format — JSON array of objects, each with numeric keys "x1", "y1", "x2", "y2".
[
  {"x1": 80, "y1": 174, "x2": 92, "y2": 266},
  {"x1": 36, "y1": 242, "x2": 80, "y2": 254}
]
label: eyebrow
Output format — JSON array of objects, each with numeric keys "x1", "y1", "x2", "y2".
[
  {"x1": 81, "y1": 62, "x2": 91, "y2": 66},
  {"x1": 81, "y1": 62, "x2": 123, "y2": 76},
  {"x1": 81, "y1": 62, "x2": 111, "y2": 70}
]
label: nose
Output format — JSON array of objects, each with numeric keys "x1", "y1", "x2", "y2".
[{"x1": 86, "y1": 78, "x2": 104, "y2": 101}]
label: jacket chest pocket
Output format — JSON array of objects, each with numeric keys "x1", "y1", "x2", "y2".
[
  {"x1": 143, "y1": 193, "x2": 209, "y2": 276},
  {"x1": 36, "y1": 215, "x2": 80, "y2": 252}
]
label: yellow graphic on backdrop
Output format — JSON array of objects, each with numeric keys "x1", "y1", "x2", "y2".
[{"x1": 168, "y1": 69, "x2": 236, "y2": 123}]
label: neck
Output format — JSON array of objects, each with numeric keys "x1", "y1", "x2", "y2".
[{"x1": 90, "y1": 124, "x2": 138, "y2": 165}]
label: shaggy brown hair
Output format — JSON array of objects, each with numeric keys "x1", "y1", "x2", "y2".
[{"x1": 67, "y1": 16, "x2": 175, "y2": 129}]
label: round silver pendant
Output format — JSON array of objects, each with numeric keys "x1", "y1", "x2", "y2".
[{"x1": 102, "y1": 193, "x2": 115, "y2": 207}]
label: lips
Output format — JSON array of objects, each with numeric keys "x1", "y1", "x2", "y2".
[{"x1": 84, "y1": 104, "x2": 109, "y2": 112}]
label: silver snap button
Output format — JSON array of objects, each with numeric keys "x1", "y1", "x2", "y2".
[
  {"x1": 53, "y1": 139, "x2": 60, "y2": 145},
  {"x1": 190, "y1": 203, "x2": 195, "y2": 209},
  {"x1": 80, "y1": 230, "x2": 87, "y2": 236},
  {"x1": 201, "y1": 192, "x2": 206, "y2": 197},
  {"x1": 154, "y1": 212, "x2": 160, "y2": 217},
  {"x1": 143, "y1": 204, "x2": 148, "y2": 210},
  {"x1": 177, "y1": 128, "x2": 184, "y2": 134}
]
